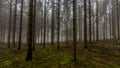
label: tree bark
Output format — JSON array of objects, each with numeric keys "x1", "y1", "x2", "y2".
[
  {"x1": 7, "y1": 0, "x2": 12, "y2": 48},
  {"x1": 18, "y1": 0, "x2": 24, "y2": 50},
  {"x1": 26, "y1": 0, "x2": 34, "y2": 61},
  {"x1": 84, "y1": 0, "x2": 88, "y2": 48},
  {"x1": 73, "y1": 0, "x2": 77, "y2": 62},
  {"x1": 57, "y1": 0, "x2": 60, "y2": 50},
  {"x1": 43, "y1": 0, "x2": 46, "y2": 48},
  {"x1": 13, "y1": 0, "x2": 18, "y2": 47}
]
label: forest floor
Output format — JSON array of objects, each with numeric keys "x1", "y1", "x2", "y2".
[{"x1": 0, "y1": 42, "x2": 120, "y2": 68}]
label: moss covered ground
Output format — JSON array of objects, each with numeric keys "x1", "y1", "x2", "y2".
[{"x1": 0, "y1": 42, "x2": 120, "y2": 68}]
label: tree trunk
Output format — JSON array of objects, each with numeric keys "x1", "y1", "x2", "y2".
[
  {"x1": 43, "y1": 0, "x2": 46, "y2": 48},
  {"x1": 26, "y1": 0, "x2": 34, "y2": 61},
  {"x1": 32, "y1": 0, "x2": 37, "y2": 51},
  {"x1": 117, "y1": 0, "x2": 119, "y2": 42},
  {"x1": 57, "y1": 0, "x2": 60, "y2": 50},
  {"x1": 7, "y1": 0, "x2": 12, "y2": 48},
  {"x1": 84, "y1": 0, "x2": 88, "y2": 48},
  {"x1": 13, "y1": 0, "x2": 17, "y2": 47},
  {"x1": 18, "y1": 0, "x2": 23, "y2": 50},
  {"x1": 96, "y1": 0, "x2": 99, "y2": 42},
  {"x1": 89, "y1": 0, "x2": 92, "y2": 42},
  {"x1": 73, "y1": 0, "x2": 77, "y2": 62},
  {"x1": 51, "y1": 0, "x2": 55, "y2": 46}
]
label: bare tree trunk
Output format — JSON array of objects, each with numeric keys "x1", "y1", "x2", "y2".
[
  {"x1": 109, "y1": 13, "x2": 112, "y2": 40},
  {"x1": 18, "y1": 0, "x2": 23, "y2": 50},
  {"x1": 96, "y1": 0, "x2": 99, "y2": 42},
  {"x1": 32, "y1": 0, "x2": 37, "y2": 50},
  {"x1": 57, "y1": 0, "x2": 60, "y2": 50},
  {"x1": 13, "y1": 0, "x2": 17, "y2": 48},
  {"x1": 117, "y1": 0, "x2": 119, "y2": 42},
  {"x1": 84, "y1": 0, "x2": 88, "y2": 48},
  {"x1": 7, "y1": 0, "x2": 12, "y2": 48},
  {"x1": 26, "y1": 0, "x2": 34, "y2": 61},
  {"x1": 105, "y1": 17, "x2": 107, "y2": 40},
  {"x1": 40, "y1": 16, "x2": 43, "y2": 45},
  {"x1": 78, "y1": 7, "x2": 82, "y2": 42},
  {"x1": 111, "y1": 0, "x2": 116, "y2": 42},
  {"x1": 43, "y1": 0, "x2": 46, "y2": 48},
  {"x1": 40, "y1": 7, "x2": 43, "y2": 45},
  {"x1": 73, "y1": 0, "x2": 77, "y2": 62},
  {"x1": 92, "y1": 13, "x2": 95, "y2": 41},
  {"x1": 0, "y1": 0, "x2": 1, "y2": 45},
  {"x1": 89, "y1": 0, "x2": 92, "y2": 42},
  {"x1": 65, "y1": 0, "x2": 69, "y2": 46},
  {"x1": 51, "y1": 0, "x2": 55, "y2": 46}
]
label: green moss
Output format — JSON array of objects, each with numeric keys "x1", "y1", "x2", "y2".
[
  {"x1": 0, "y1": 58, "x2": 17, "y2": 68},
  {"x1": 1, "y1": 44, "x2": 120, "y2": 68},
  {"x1": 112, "y1": 64, "x2": 120, "y2": 68}
]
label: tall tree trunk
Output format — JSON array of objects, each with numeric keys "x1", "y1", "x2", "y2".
[
  {"x1": 26, "y1": 0, "x2": 34, "y2": 61},
  {"x1": 89, "y1": 0, "x2": 92, "y2": 42},
  {"x1": 51, "y1": 0, "x2": 55, "y2": 46},
  {"x1": 109, "y1": 12, "x2": 112, "y2": 40},
  {"x1": 105, "y1": 16, "x2": 107, "y2": 40},
  {"x1": 73, "y1": 0, "x2": 77, "y2": 62},
  {"x1": 43, "y1": 0, "x2": 46, "y2": 48},
  {"x1": 117, "y1": 0, "x2": 119, "y2": 42},
  {"x1": 78, "y1": 6, "x2": 82, "y2": 42},
  {"x1": 32, "y1": 0, "x2": 37, "y2": 50},
  {"x1": 65, "y1": 0, "x2": 69, "y2": 46},
  {"x1": 13, "y1": 0, "x2": 17, "y2": 47},
  {"x1": 57, "y1": 0, "x2": 60, "y2": 50},
  {"x1": 111, "y1": 0, "x2": 116, "y2": 41},
  {"x1": 40, "y1": 5, "x2": 43, "y2": 45},
  {"x1": 18, "y1": 0, "x2": 23, "y2": 50},
  {"x1": 84, "y1": 0, "x2": 88, "y2": 48},
  {"x1": 7, "y1": 0, "x2": 12, "y2": 48},
  {"x1": 0, "y1": 1, "x2": 1, "y2": 45},
  {"x1": 40, "y1": 14, "x2": 43, "y2": 45},
  {"x1": 96, "y1": 0, "x2": 99, "y2": 42},
  {"x1": 92, "y1": 14, "x2": 95, "y2": 41}
]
